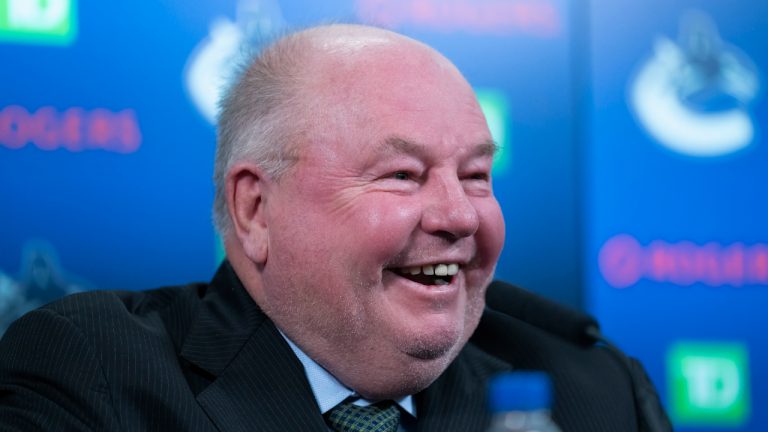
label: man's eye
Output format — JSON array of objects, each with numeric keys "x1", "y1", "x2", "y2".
[
  {"x1": 468, "y1": 172, "x2": 490, "y2": 181},
  {"x1": 392, "y1": 171, "x2": 411, "y2": 180}
]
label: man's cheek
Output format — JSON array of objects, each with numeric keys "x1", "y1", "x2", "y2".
[
  {"x1": 482, "y1": 203, "x2": 505, "y2": 244},
  {"x1": 475, "y1": 208, "x2": 505, "y2": 266},
  {"x1": 360, "y1": 204, "x2": 421, "y2": 263},
  {"x1": 361, "y1": 201, "x2": 420, "y2": 235}
]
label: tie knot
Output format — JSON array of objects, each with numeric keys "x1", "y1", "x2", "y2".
[{"x1": 326, "y1": 401, "x2": 401, "y2": 432}]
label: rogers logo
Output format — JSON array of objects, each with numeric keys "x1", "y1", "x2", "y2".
[
  {"x1": 599, "y1": 234, "x2": 768, "y2": 289},
  {"x1": 0, "y1": 105, "x2": 142, "y2": 154}
]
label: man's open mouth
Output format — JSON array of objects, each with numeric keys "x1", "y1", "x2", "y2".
[{"x1": 393, "y1": 263, "x2": 459, "y2": 286}]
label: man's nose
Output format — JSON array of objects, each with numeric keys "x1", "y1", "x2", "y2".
[{"x1": 420, "y1": 176, "x2": 480, "y2": 239}]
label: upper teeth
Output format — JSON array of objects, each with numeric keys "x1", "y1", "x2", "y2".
[{"x1": 402, "y1": 263, "x2": 459, "y2": 276}]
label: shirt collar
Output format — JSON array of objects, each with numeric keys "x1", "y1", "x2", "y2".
[{"x1": 280, "y1": 331, "x2": 416, "y2": 417}]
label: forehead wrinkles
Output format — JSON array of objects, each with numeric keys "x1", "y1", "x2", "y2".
[
  {"x1": 376, "y1": 136, "x2": 497, "y2": 160},
  {"x1": 292, "y1": 30, "x2": 486, "y2": 162},
  {"x1": 302, "y1": 52, "x2": 471, "y2": 143}
]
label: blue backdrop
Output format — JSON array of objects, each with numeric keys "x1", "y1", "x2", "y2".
[
  {"x1": 1, "y1": 0, "x2": 766, "y2": 430},
  {"x1": 586, "y1": 1, "x2": 767, "y2": 430}
]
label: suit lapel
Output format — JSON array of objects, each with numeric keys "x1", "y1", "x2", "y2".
[
  {"x1": 181, "y1": 262, "x2": 327, "y2": 432},
  {"x1": 180, "y1": 262, "x2": 260, "y2": 376},
  {"x1": 415, "y1": 343, "x2": 513, "y2": 432},
  {"x1": 195, "y1": 317, "x2": 327, "y2": 431}
]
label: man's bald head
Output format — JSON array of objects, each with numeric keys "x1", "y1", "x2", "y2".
[{"x1": 213, "y1": 24, "x2": 467, "y2": 236}]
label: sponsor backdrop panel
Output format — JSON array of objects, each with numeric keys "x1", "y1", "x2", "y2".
[
  {"x1": 7, "y1": 0, "x2": 767, "y2": 429},
  {"x1": 1, "y1": 0, "x2": 579, "y2": 350},
  {"x1": 587, "y1": 1, "x2": 767, "y2": 431}
]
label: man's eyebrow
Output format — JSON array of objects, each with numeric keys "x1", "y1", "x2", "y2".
[
  {"x1": 380, "y1": 136, "x2": 498, "y2": 157},
  {"x1": 475, "y1": 139, "x2": 499, "y2": 157},
  {"x1": 380, "y1": 136, "x2": 426, "y2": 156}
]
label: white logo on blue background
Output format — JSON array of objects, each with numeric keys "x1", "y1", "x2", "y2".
[
  {"x1": 184, "y1": 0, "x2": 285, "y2": 124},
  {"x1": 630, "y1": 10, "x2": 760, "y2": 158}
]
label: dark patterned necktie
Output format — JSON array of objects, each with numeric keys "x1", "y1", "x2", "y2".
[{"x1": 325, "y1": 401, "x2": 401, "y2": 432}]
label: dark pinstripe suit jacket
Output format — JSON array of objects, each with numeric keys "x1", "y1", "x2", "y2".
[{"x1": 0, "y1": 262, "x2": 641, "y2": 431}]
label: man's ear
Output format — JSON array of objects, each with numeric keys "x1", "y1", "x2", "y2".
[{"x1": 226, "y1": 162, "x2": 270, "y2": 264}]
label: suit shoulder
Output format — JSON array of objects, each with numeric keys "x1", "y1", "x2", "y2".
[
  {"x1": 39, "y1": 282, "x2": 204, "y2": 320},
  {"x1": 7, "y1": 282, "x2": 207, "y2": 352}
]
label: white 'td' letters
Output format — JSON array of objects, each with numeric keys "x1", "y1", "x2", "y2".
[{"x1": 682, "y1": 356, "x2": 740, "y2": 409}]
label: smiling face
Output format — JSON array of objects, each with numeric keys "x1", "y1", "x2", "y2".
[{"x1": 241, "y1": 28, "x2": 505, "y2": 399}]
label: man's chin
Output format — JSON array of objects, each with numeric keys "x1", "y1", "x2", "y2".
[
  {"x1": 355, "y1": 347, "x2": 457, "y2": 400},
  {"x1": 344, "y1": 325, "x2": 468, "y2": 400},
  {"x1": 399, "y1": 326, "x2": 463, "y2": 361},
  {"x1": 403, "y1": 340, "x2": 454, "y2": 360}
]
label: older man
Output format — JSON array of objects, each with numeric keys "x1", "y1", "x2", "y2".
[{"x1": 0, "y1": 25, "x2": 667, "y2": 431}]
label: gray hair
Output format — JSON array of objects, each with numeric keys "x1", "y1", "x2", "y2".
[{"x1": 213, "y1": 33, "x2": 307, "y2": 237}]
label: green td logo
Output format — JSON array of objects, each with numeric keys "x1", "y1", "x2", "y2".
[
  {"x1": 0, "y1": 0, "x2": 77, "y2": 45},
  {"x1": 668, "y1": 342, "x2": 750, "y2": 427}
]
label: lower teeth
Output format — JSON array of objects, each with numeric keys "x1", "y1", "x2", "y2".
[{"x1": 434, "y1": 279, "x2": 449, "y2": 286}]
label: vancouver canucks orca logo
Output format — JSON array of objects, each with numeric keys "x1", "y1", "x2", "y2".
[
  {"x1": 184, "y1": 0, "x2": 285, "y2": 124},
  {"x1": 630, "y1": 10, "x2": 760, "y2": 158}
]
